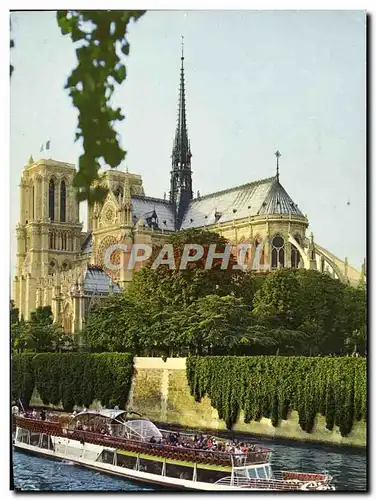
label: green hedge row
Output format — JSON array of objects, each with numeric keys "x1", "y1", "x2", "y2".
[
  {"x1": 12, "y1": 353, "x2": 134, "y2": 412},
  {"x1": 186, "y1": 356, "x2": 367, "y2": 436}
]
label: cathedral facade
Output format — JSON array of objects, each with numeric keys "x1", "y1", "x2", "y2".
[{"x1": 12, "y1": 49, "x2": 364, "y2": 334}]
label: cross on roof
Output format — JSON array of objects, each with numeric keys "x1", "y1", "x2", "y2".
[{"x1": 274, "y1": 150, "x2": 281, "y2": 181}]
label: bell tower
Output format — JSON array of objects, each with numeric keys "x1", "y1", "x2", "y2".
[{"x1": 13, "y1": 157, "x2": 82, "y2": 319}]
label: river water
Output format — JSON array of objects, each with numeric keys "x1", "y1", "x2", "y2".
[{"x1": 12, "y1": 437, "x2": 367, "y2": 492}]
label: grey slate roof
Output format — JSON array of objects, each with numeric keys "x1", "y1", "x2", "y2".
[
  {"x1": 79, "y1": 178, "x2": 304, "y2": 246},
  {"x1": 257, "y1": 178, "x2": 304, "y2": 217},
  {"x1": 180, "y1": 176, "x2": 304, "y2": 229},
  {"x1": 131, "y1": 196, "x2": 175, "y2": 231},
  {"x1": 81, "y1": 232, "x2": 92, "y2": 254},
  {"x1": 83, "y1": 266, "x2": 121, "y2": 294}
]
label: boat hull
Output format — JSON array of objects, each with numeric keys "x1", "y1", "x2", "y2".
[{"x1": 13, "y1": 440, "x2": 266, "y2": 491}]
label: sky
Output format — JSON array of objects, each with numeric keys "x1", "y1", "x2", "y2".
[{"x1": 10, "y1": 9, "x2": 366, "y2": 275}]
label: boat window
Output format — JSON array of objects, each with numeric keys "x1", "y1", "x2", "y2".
[
  {"x1": 197, "y1": 469, "x2": 228, "y2": 484},
  {"x1": 97, "y1": 450, "x2": 115, "y2": 465},
  {"x1": 124, "y1": 419, "x2": 163, "y2": 442},
  {"x1": 166, "y1": 463, "x2": 193, "y2": 480},
  {"x1": 257, "y1": 466, "x2": 267, "y2": 479},
  {"x1": 235, "y1": 468, "x2": 248, "y2": 478},
  {"x1": 265, "y1": 464, "x2": 272, "y2": 479},
  {"x1": 30, "y1": 432, "x2": 40, "y2": 446},
  {"x1": 116, "y1": 453, "x2": 137, "y2": 470},
  {"x1": 247, "y1": 468, "x2": 258, "y2": 479},
  {"x1": 16, "y1": 428, "x2": 29, "y2": 444},
  {"x1": 139, "y1": 458, "x2": 163, "y2": 476}
]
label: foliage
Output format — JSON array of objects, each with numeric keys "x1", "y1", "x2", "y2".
[
  {"x1": 186, "y1": 356, "x2": 367, "y2": 436},
  {"x1": 342, "y1": 284, "x2": 367, "y2": 356},
  {"x1": 83, "y1": 233, "x2": 366, "y2": 357},
  {"x1": 11, "y1": 306, "x2": 75, "y2": 354},
  {"x1": 10, "y1": 300, "x2": 19, "y2": 325},
  {"x1": 12, "y1": 353, "x2": 35, "y2": 409},
  {"x1": 129, "y1": 229, "x2": 241, "y2": 308},
  {"x1": 252, "y1": 269, "x2": 367, "y2": 355},
  {"x1": 13, "y1": 352, "x2": 133, "y2": 412},
  {"x1": 56, "y1": 10, "x2": 146, "y2": 203},
  {"x1": 83, "y1": 294, "x2": 148, "y2": 354}
]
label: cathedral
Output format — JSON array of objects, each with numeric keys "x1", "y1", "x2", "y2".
[{"x1": 12, "y1": 47, "x2": 365, "y2": 334}]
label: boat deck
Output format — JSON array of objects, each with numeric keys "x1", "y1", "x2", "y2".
[{"x1": 15, "y1": 416, "x2": 271, "y2": 468}]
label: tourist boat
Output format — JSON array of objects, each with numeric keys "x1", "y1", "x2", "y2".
[{"x1": 13, "y1": 409, "x2": 335, "y2": 491}]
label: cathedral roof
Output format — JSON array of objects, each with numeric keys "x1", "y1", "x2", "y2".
[
  {"x1": 257, "y1": 177, "x2": 304, "y2": 217},
  {"x1": 83, "y1": 266, "x2": 121, "y2": 294},
  {"x1": 181, "y1": 177, "x2": 304, "y2": 229},
  {"x1": 131, "y1": 196, "x2": 175, "y2": 231},
  {"x1": 180, "y1": 175, "x2": 305, "y2": 229}
]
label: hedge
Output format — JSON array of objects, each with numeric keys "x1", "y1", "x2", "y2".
[
  {"x1": 12, "y1": 353, "x2": 134, "y2": 412},
  {"x1": 186, "y1": 356, "x2": 367, "y2": 436}
]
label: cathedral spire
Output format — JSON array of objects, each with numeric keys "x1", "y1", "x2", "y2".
[
  {"x1": 171, "y1": 36, "x2": 191, "y2": 174},
  {"x1": 169, "y1": 36, "x2": 193, "y2": 229}
]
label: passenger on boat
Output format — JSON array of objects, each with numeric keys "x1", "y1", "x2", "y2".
[{"x1": 40, "y1": 409, "x2": 46, "y2": 421}]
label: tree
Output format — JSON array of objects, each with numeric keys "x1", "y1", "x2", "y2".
[
  {"x1": 252, "y1": 269, "x2": 366, "y2": 355},
  {"x1": 128, "y1": 229, "x2": 241, "y2": 310},
  {"x1": 11, "y1": 306, "x2": 75, "y2": 353},
  {"x1": 83, "y1": 293, "x2": 148, "y2": 354},
  {"x1": 10, "y1": 300, "x2": 19, "y2": 325},
  {"x1": 343, "y1": 284, "x2": 367, "y2": 356},
  {"x1": 183, "y1": 295, "x2": 276, "y2": 356},
  {"x1": 252, "y1": 268, "x2": 302, "y2": 327}
]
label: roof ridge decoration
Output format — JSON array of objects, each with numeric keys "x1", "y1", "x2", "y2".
[
  {"x1": 191, "y1": 176, "x2": 276, "y2": 202},
  {"x1": 132, "y1": 194, "x2": 173, "y2": 205}
]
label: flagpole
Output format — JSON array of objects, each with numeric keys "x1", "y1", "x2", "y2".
[{"x1": 40, "y1": 139, "x2": 51, "y2": 159}]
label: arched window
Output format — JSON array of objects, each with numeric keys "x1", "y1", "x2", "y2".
[
  {"x1": 48, "y1": 260, "x2": 57, "y2": 275},
  {"x1": 291, "y1": 235, "x2": 301, "y2": 268},
  {"x1": 253, "y1": 237, "x2": 265, "y2": 268},
  {"x1": 49, "y1": 179, "x2": 55, "y2": 221},
  {"x1": 49, "y1": 232, "x2": 53, "y2": 249},
  {"x1": 60, "y1": 180, "x2": 66, "y2": 222},
  {"x1": 271, "y1": 235, "x2": 285, "y2": 269}
]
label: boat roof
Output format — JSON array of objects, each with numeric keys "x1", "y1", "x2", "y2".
[{"x1": 72, "y1": 409, "x2": 137, "y2": 421}]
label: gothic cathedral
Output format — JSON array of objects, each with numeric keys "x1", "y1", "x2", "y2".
[{"x1": 12, "y1": 47, "x2": 365, "y2": 334}]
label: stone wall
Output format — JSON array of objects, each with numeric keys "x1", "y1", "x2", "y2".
[{"x1": 31, "y1": 357, "x2": 366, "y2": 448}]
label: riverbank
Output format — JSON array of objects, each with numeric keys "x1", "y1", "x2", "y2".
[{"x1": 28, "y1": 357, "x2": 366, "y2": 448}]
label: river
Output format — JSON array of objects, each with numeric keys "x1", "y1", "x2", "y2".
[{"x1": 12, "y1": 437, "x2": 367, "y2": 491}]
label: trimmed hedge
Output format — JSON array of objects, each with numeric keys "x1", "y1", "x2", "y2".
[
  {"x1": 186, "y1": 356, "x2": 367, "y2": 436},
  {"x1": 12, "y1": 353, "x2": 134, "y2": 412},
  {"x1": 12, "y1": 353, "x2": 35, "y2": 409}
]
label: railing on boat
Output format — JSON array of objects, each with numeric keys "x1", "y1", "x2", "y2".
[
  {"x1": 15, "y1": 416, "x2": 272, "y2": 468},
  {"x1": 214, "y1": 472, "x2": 333, "y2": 491}
]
